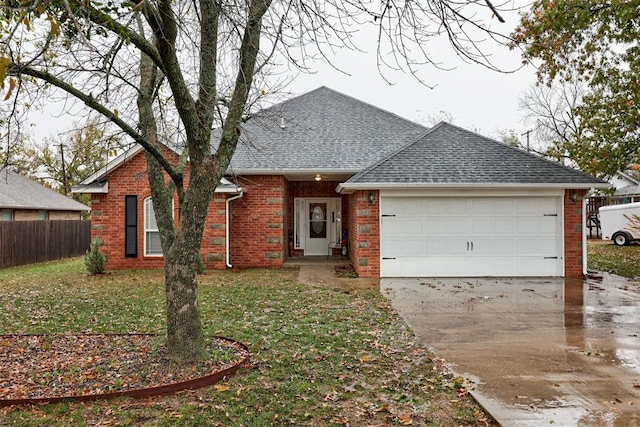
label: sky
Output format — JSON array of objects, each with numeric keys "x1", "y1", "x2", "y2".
[{"x1": 29, "y1": 3, "x2": 537, "y2": 144}]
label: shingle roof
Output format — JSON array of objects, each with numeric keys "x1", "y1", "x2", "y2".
[
  {"x1": 0, "y1": 168, "x2": 90, "y2": 211},
  {"x1": 343, "y1": 122, "x2": 609, "y2": 187},
  {"x1": 225, "y1": 86, "x2": 429, "y2": 173},
  {"x1": 616, "y1": 184, "x2": 640, "y2": 196}
]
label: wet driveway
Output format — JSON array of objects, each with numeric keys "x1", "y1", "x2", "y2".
[{"x1": 381, "y1": 275, "x2": 640, "y2": 426}]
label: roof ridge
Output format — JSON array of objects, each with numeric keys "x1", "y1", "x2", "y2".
[{"x1": 254, "y1": 86, "x2": 428, "y2": 130}]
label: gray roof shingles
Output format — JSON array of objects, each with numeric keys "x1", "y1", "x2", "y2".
[
  {"x1": 347, "y1": 122, "x2": 608, "y2": 185},
  {"x1": 0, "y1": 168, "x2": 90, "y2": 211},
  {"x1": 226, "y1": 86, "x2": 429, "y2": 172}
]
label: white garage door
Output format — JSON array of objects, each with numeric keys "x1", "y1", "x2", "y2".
[{"x1": 380, "y1": 197, "x2": 563, "y2": 277}]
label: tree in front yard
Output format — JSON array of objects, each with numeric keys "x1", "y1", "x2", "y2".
[
  {"x1": 1, "y1": 0, "x2": 514, "y2": 363},
  {"x1": 513, "y1": 0, "x2": 640, "y2": 179}
]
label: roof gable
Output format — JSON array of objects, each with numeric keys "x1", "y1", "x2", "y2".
[
  {"x1": 343, "y1": 122, "x2": 609, "y2": 188},
  {"x1": 226, "y1": 86, "x2": 429, "y2": 173},
  {"x1": 0, "y1": 168, "x2": 90, "y2": 211}
]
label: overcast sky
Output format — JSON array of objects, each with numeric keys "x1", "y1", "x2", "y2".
[{"x1": 29, "y1": 3, "x2": 536, "y2": 143}]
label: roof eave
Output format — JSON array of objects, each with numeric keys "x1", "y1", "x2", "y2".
[
  {"x1": 230, "y1": 168, "x2": 361, "y2": 175},
  {"x1": 71, "y1": 182, "x2": 108, "y2": 194},
  {"x1": 336, "y1": 182, "x2": 613, "y2": 194},
  {"x1": 215, "y1": 186, "x2": 246, "y2": 194},
  {"x1": 77, "y1": 145, "x2": 146, "y2": 186}
]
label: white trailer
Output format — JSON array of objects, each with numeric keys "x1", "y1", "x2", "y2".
[{"x1": 599, "y1": 202, "x2": 640, "y2": 246}]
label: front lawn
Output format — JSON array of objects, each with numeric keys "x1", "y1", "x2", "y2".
[
  {"x1": 588, "y1": 240, "x2": 640, "y2": 279},
  {"x1": 0, "y1": 259, "x2": 492, "y2": 426}
]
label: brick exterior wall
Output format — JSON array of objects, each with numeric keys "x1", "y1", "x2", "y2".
[
  {"x1": 348, "y1": 190, "x2": 379, "y2": 278},
  {"x1": 564, "y1": 188, "x2": 587, "y2": 278},
  {"x1": 11, "y1": 209, "x2": 82, "y2": 220},
  {"x1": 229, "y1": 175, "x2": 287, "y2": 268},
  {"x1": 13, "y1": 210, "x2": 44, "y2": 221},
  {"x1": 89, "y1": 150, "x2": 231, "y2": 270},
  {"x1": 48, "y1": 211, "x2": 84, "y2": 220}
]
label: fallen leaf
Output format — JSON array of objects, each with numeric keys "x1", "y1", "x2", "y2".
[{"x1": 397, "y1": 413, "x2": 413, "y2": 425}]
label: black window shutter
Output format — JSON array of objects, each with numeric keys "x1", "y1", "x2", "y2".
[{"x1": 125, "y1": 195, "x2": 138, "y2": 257}]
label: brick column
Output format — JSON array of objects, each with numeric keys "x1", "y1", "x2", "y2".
[
  {"x1": 348, "y1": 190, "x2": 379, "y2": 278},
  {"x1": 564, "y1": 189, "x2": 587, "y2": 278}
]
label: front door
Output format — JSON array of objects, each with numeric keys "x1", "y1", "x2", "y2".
[{"x1": 305, "y1": 200, "x2": 329, "y2": 255}]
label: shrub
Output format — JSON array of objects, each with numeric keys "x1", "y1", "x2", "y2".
[{"x1": 84, "y1": 239, "x2": 107, "y2": 275}]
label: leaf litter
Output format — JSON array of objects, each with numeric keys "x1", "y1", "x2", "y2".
[{"x1": 0, "y1": 334, "x2": 248, "y2": 401}]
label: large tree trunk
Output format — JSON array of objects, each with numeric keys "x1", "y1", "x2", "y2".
[{"x1": 164, "y1": 235, "x2": 204, "y2": 362}]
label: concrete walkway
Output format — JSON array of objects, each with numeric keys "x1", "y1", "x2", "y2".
[{"x1": 287, "y1": 256, "x2": 379, "y2": 289}]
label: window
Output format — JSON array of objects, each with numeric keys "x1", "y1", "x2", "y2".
[
  {"x1": 125, "y1": 195, "x2": 138, "y2": 257},
  {"x1": 1, "y1": 209, "x2": 14, "y2": 221},
  {"x1": 38, "y1": 210, "x2": 48, "y2": 220},
  {"x1": 144, "y1": 197, "x2": 163, "y2": 256}
]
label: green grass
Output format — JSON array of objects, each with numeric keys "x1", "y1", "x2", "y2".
[
  {"x1": 588, "y1": 240, "x2": 640, "y2": 278},
  {"x1": 0, "y1": 259, "x2": 492, "y2": 426}
]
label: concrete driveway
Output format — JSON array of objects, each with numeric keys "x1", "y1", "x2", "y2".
[{"x1": 382, "y1": 275, "x2": 640, "y2": 426}]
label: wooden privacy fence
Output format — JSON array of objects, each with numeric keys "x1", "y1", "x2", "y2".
[{"x1": 0, "y1": 220, "x2": 91, "y2": 269}]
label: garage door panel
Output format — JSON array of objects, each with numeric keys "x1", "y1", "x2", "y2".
[
  {"x1": 469, "y1": 238, "x2": 493, "y2": 254},
  {"x1": 382, "y1": 238, "x2": 403, "y2": 256},
  {"x1": 427, "y1": 219, "x2": 447, "y2": 233},
  {"x1": 380, "y1": 196, "x2": 562, "y2": 277},
  {"x1": 447, "y1": 219, "x2": 467, "y2": 233},
  {"x1": 493, "y1": 239, "x2": 515, "y2": 253},
  {"x1": 403, "y1": 219, "x2": 424, "y2": 234},
  {"x1": 494, "y1": 219, "x2": 515, "y2": 234},
  {"x1": 382, "y1": 219, "x2": 403, "y2": 235},
  {"x1": 448, "y1": 199, "x2": 468, "y2": 214},
  {"x1": 494, "y1": 199, "x2": 516, "y2": 214},
  {"x1": 447, "y1": 239, "x2": 471, "y2": 254},
  {"x1": 403, "y1": 240, "x2": 425, "y2": 255},
  {"x1": 471, "y1": 199, "x2": 494, "y2": 214},
  {"x1": 517, "y1": 239, "x2": 541, "y2": 254},
  {"x1": 471, "y1": 219, "x2": 493, "y2": 233},
  {"x1": 539, "y1": 239, "x2": 558, "y2": 253},
  {"x1": 517, "y1": 219, "x2": 539, "y2": 233},
  {"x1": 539, "y1": 219, "x2": 558, "y2": 234}
]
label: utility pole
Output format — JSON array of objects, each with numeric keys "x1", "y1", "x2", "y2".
[{"x1": 56, "y1": 144, "x2": 68, "y2": 195}]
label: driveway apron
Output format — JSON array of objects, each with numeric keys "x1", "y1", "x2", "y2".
[{"x1": 382, "y1": 275, "x2": 640, "y2": 426}]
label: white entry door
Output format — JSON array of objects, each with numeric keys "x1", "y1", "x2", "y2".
[
  {"x1": 295, "y1": 198, "x2": 342, "y2": 256},
  {"x1": 305, "y1": 200, "x2": 330, "y2": 255}
]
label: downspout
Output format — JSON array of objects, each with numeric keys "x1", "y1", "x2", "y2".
[
  {"x1": 583, "y1": 190, "x2": 593, "y2": 277},
  {"x1": 226, "y1": 191, "x2": 244, "y2": 268}
]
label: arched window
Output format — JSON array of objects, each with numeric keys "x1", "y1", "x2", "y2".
[{"x1": 144, "y1": 197, "x2": 163, "y2": 256}]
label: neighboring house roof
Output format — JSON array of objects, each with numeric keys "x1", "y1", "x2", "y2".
[
  {"x1": 225, "y1": 86, "x2": 429, "y2": 174},
  {"x1": 615, "y1": 184, "x2": 640, "y2": 197},
  {"x1": 339, "y1": 122, "x2": 610, "y2": 190},
  {"x1": 0, "y1": 168, "x2": 90, "y2": 211},
  {"x1": 611, "y1": 171, "x2": 640, "y2": 190}
]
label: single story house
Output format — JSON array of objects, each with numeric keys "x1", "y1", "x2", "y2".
[
  {"x1": 73, "y1": 87, "x2": 609, "y2": 278},
  {"x1": 0, "y1": 167, "x2": 89, "y2": 220}
]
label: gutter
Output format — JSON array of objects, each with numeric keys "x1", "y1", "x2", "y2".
[{"x1": 226, "y1": 191, "x2": 244, "y2": 268}]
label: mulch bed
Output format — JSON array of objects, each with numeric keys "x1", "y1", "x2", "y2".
[
  {"x1": 334, "y1": 265, "x2": 358, "y2": 278},
  {"x1": 0, "y1": 334, "x2": 248, "y2": 405}
]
